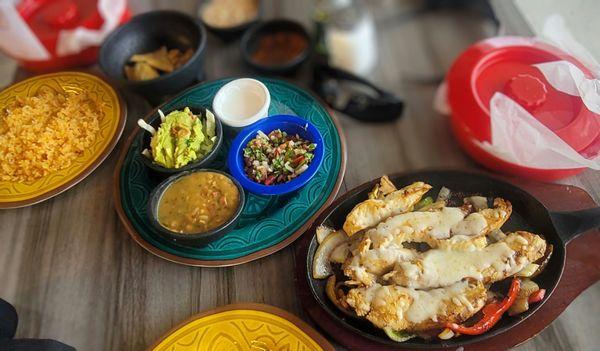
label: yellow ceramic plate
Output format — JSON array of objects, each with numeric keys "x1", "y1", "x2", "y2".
[
  {"x1": 150, "y1": 303, "x2": 335, "y2": 351},
  {"x1": 0, "y1": 72, "x2": 126, "y2": 208}
]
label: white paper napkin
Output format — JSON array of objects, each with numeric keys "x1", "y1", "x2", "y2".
[{"x1": 475, "y1": 92, "x2": 600, "y2": 170}]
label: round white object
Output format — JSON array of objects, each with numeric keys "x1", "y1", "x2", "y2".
[{"x1": 213, "y1": 78, "x2": 271, "y2": 128}]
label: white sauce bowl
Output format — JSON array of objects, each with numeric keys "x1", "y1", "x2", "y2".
[{"x1": 212, "y1": 78, "x2": 271, "y2": 128}]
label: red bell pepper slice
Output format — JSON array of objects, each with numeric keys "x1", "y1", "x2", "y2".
[
  {"x1": 446, "y1": 278, "x2": 521, "y2": 335},
  {"x1": 528, "y1": 289, "x2": 546, "y2": 304}
]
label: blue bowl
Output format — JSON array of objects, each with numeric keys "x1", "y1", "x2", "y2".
[{"x1": 227, "y1": 115, "x2": 324, "y2": 195}]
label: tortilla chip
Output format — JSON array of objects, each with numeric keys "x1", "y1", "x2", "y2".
[
  {"x1": 130, "y1": 46, "x2": 174, "y2": 73},
  {"x1": 127, "y1": 62, "x2": 160, "y2": 81},
  {"x1": 174, "y1": 48, "x2": 194, "y2": 69}
]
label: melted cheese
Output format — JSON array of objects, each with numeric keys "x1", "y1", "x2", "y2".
[
  {"x1": 345, "y1": 247, "x2": 416, "y2": 285},
  {"x1": 346, "y1": 281, "x2": 480, "y2": 325},
  {"x1": 404, "y1": 281, "x2": 472, "y2": 323},
  {"x1": 397, "y1": 242, "x2": 517, "y2": 288},
  {"x1": 361, "y1": 247, "x2": 416, "y2": 274},
  {"x1": 451, "y1": 213, "x2": 487, "y2": 236},
  {"x1": 365, "y1": 207, "x2": 490, "y2": 248}
]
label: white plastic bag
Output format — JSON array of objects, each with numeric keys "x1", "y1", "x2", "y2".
[
  {"x1": 436, "y1": 14, "x2": 600, "y2": 170},
  {"x1": 0, "y1": 0, "x2": 126, "y2": 60}
]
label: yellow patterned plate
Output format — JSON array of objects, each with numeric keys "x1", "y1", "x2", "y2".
[
  {"x1": 0, "y1": 72, "x2": 126, "y2": 208},
  {"x1": 149, "y1": 303, "x2": 335, "y2": 351}
]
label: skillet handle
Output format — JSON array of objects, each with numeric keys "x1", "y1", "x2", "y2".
[{"x1": 550, "y1": 207, "x2": 600, "y2": 244}]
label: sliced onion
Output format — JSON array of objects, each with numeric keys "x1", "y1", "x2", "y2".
[
  {"x1": 438, "y1": 328, "x2": 455, "y2": 340},
  {"x1": 316, "y1": 225, "x2": 334, "y2": 244},
  {"x1": 437, "y1": 186, "x2": 451, "y2": 202},
  {"x1": 312, "y1": 231, "x2": 347, "y2": 279},
  {"x1": 465, "y1": 196, "x2": 489, "y2": 210},
  {"x1": 330, "y1": 243, "x2": 350, "y2": 263},
  {"x1": 137, "y1": 119, "x2": 156, "y2": 135},
  {"x1": 518, "y1": 279, "x2": 540, "y2": 298},
  {"x1": 326, "y1": 275, "x2": 355, "y2": 317},
  {"x1": 508, "y1": 297, "x2": 529, "y2": 316},
  {"x1": 516, "y1": 263, "x2": 540, "y2": 278}
]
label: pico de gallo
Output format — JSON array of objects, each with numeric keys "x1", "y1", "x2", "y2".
[{"x1": 243, "y1": 129, "x2": 317, "y2": 185}]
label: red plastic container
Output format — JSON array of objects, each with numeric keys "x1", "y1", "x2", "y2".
[
  {"x1": 447, "y1": 36, "x2": 600, "y2": 181},
  {"x1": 16, "y1": 0, "x2": 131, "y2": 72}
]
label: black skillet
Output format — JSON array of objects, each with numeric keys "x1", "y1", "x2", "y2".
[{"x1": 301, "y1": 170, "x2": 600, "y2": 349}]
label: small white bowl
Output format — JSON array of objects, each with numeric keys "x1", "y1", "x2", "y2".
[{"x1": 212, "y1": 78, "x2": 271, "y2": 128}]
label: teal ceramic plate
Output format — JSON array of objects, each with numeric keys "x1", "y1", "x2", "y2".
[{"x1": 114, "y1": 78, "x2": 346, "y2": 266}]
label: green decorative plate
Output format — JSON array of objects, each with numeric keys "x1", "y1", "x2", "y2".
[{"x1": 114, "y1": 78, "x2": 346, "y2": 266}]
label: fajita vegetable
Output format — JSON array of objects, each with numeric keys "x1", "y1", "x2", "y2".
[
  {"x1": 138, "y1": 107, "x2": 216, "y2": 169},
  {"x1": 243, "y1": 129, "x2": 316, "y2": 185}
]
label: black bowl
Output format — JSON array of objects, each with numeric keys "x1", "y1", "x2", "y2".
[
  {"x1": 139, "y1": 104, "x2": 223, "y2": 178},
  {"x1": 147, "y1": 169, "x2": 246, "y2": 246},
  {"x1": 240, "y1": 19, "x2": 312, "y2": 75},
  {"x1": 197, "y1": 0, "x2": 262, "y2": 41},
  {"x1": 99, "y1": 10, "x2": 207, "y2": 101}
]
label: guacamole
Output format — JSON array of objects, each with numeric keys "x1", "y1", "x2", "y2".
[{"x1": 150, "y1": 107, "x2": 216, "y2": 168}]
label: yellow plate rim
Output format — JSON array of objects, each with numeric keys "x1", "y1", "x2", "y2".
[{"x1": 148, "y1": 303, "x2": 335, "y2": 351}]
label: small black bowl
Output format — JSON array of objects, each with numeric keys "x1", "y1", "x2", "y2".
[
  {"x1": 139, "y1": 104, "x2": 223, "y2": 178},
  {"x1": 99, "y1": 10, "x2": 207, "y2": 101},
  {"x1": 240, "y1": 19, "x2": 312, "y2": 75},
  {"x1": 197, "y1": 0, "x2": 262, "y2": 41},
  {"x1": 148, "y1": 169, "x2": 246, "y2": 246}
]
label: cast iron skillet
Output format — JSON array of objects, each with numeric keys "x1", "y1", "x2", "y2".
[{"x1": 303, "y1": 170, "x2": 600, "y2": 349}]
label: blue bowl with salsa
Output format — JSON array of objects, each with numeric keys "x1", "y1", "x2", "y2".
[
  {"x1": 147, "y1": 169, "x2": 245, "y2": 246},
  {"x1": 227, "y1": 114, "x2": 324, "y2": 195}
]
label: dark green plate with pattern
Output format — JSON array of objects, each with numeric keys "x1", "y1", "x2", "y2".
[{"x1": 114, "y1": 78, "x2": 346, "y2": 266}]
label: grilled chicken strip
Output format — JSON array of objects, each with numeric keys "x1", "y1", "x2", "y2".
[
  {"x1": 365, "y1": 198, "x2": 511, "y2": 250},
  {"x1": 343, "y1": 182, "x2": 432, "y2": 236},
  {"x1": 384, "y1": 231, "x2": 547, "y2": 289},
  {"x1": 345, "y1": 280, "x2": 487, "y2": 332},
  {"x1": 342, "y1": 199, "x2": 512, "y2": 286}
]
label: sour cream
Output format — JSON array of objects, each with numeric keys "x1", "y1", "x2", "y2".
[{"x1": 213, "y1": 78, "x2": 270, "y2": 128}]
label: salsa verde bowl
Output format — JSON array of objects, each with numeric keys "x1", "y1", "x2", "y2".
[
  {"x1": 227, "y1": 115, "x2": 324, "y2": 196},
  {"x1": 147, "y1": 169, "x2": 246, "y2": 246}
]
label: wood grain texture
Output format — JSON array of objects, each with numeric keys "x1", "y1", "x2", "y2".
[{"x1": 0, "y1": 1, "x2": 598, "y2": 350}]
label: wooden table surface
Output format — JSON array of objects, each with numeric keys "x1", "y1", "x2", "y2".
[{"x1": 1, "y1": 1, "x2": 598, "y2": 350}]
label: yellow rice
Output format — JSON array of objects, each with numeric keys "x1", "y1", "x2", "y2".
[{"x1": 0, "y1": 88, "x2": 102, "y2": 183}]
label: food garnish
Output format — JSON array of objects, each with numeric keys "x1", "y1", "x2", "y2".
[
  {"x1": 157, "y1": 171, "x2": 239, "y2": 233},
  {"x1": 243, "y1": 129, "x2": 316, "y2": 185},
  {"x1": 124, "y1": 46, "x2": 194, "y2": 81},
  {"x1": 139, "y1": 107, "x2": 216, "y2": 169},
  {"x1": 201, "y1": 0, "x2": 259, "y2": 28},
  {"x1": 312, "y1": 176, "x2": 549, "y2": 342},
  {"x1": 0, "y1": 89, "x2": 101, "y2": 183},
  {"x1": 384, "y1": 328, "x2": 416, "y2": 343}
]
